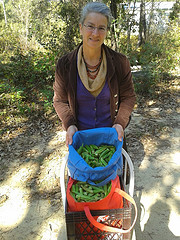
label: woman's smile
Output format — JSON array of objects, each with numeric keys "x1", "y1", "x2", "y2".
[{"x1": 89, "y1": 38, "x2": 100, "y2": 42}]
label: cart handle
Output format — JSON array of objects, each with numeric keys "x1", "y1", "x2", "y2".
[
  {"x1": 60, "y1": 153, "x2": 68, "y2": 212},
  {"x1": 122, "y1": 148, "x2": 134, "y2": 196}
]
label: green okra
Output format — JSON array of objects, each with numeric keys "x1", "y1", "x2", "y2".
[
  {"x1": 79, "y1": 187, "x2": 83, "y2": 194},
  {"x1": 100, "y1": 158, "x2": 108, "y2": 167},
  {"x1": 77, "y1": 143, "x2": 116, "y2": 168},
  {"x1": 70, "y1": 192, "x2": 76, "y2": 199},
  {"x1": 99, "y1": 148, "x2": 110, "y2": 158},
  {"x1": 81, "y1": 151, "x2": 89, "y2": 158},
  {"x1": 72, "y1": 184, "x2": 75, "y2": 192},
  {"x1": 91, "y1": 161, "x2": 102, "y2": 168},
  {"x1": 75, "y1": 194, "x2": 95, "y2": 201},
  {"x1": 76, "y1": 181, "x2": 86, "y2": 185},
  {"x1": 90, "y1": 144, "x2": 99, "y2": 150},
  {"x1": 77, "y1": 144, "x2": 84, "y2": 154},
  {"x1": 82, "y1": 146, "x2": 89, "y2": 153},
  {"x1": 101, "y1": 150, "x2": 113, "y2": 159},
  {"x1": 81, "y1": 185, "x2": 94, "y2": 193},
  {"x1": 81, "y1": 152, "x2": 94, "y2": 160},
  {"x1": 107, "y1": 183, "x2": 112, "y2": 194},
  {"x1": 94, "y1": 146, "x2": 107, "y2": 155},
  {"x1": 75, "y1": 183, "x2": 79, "y2": 192},
  {"x1": 89, "y1": 144, "x2": 95, "y2": 153},
  {"x1": 88, "y1": 193, "x2": 94, "y2": 197},
  {"x1": 71, "y1": 180, "x2": 112, "y2": 202},
  {"x1": 102, "y1": 151, "x2": 114, "y2": 163},
  {"x1": 84, "y1": 145, "x2": 92, "y2": 153},
  {"x1": 108, "y1": 145, "x2": 116, "y2": 151},
  {"x1": 71, "y1": 190, "x2": 81, "y2": 195},
  {"x1": 91, "y1": 185, "x2": 104, "y2": 193},
  {"x1": 103, "y1": 184, "x2": 108, "y2": 196}
]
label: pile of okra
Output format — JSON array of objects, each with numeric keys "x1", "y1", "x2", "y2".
[
  {"x1": 70, "y1": 180, "x2": 112, "y2": 202},
  {"x1": 76, "y1": 144, "x2": 116, "y2": 168}
]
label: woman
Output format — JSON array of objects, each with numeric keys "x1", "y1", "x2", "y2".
[{"x1": 53, "y1": 2, "x2": 136, "y2": 147}]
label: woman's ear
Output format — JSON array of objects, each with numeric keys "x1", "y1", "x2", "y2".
[{"x1": 79, "y1": 23, "x2": 83, "y2": 35}]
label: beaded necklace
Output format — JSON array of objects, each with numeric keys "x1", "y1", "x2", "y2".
[{"x1": 82, "y1": 51, "x2": 103, "y2": 80}]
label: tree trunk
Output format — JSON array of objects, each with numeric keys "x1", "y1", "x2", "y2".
[
  {"x1": 1, "y1": 0, "x2": 7, "y2": 25},
  {"x1": 127, "y1": 0, "x2": 136, "y2": 46},
  {"x1": 110, "y1": 0, "x2": 118, "y2": 19},
  {"x1": 147, "y1": 0, "x2": 155, "y2": 38},
  {"x1": 138, "y1": 0, "x2": 146, "y2": 46},
  {"x1": 110, "y1": 0, "x2": 118, "y2": 51}
]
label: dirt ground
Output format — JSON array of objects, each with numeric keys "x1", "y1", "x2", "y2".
[{"x1": 0, "y1": 78, "x2": 179, "y2": 240}]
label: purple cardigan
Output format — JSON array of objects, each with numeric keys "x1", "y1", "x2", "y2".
[{"x1": 76, "y1": 73, "x2": 112, "y2": 130}]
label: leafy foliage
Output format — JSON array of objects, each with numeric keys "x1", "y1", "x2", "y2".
[
  {"x1": 169, "y1": 0, "x2": 180, "y2": 21},
  {"x1": 0, "y1": 0, "x2": 179, "y2": 121},
  {"x1": 138, "y1": 22, "x2": 179, "y2": 82}
]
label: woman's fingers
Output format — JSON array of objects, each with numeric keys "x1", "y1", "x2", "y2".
[
  {"x1": 112, "y1": 124, "x2": 124, "y2": 141},
  {"x1": 66, "y1": 125, "x2": 78, "y2": 147}
]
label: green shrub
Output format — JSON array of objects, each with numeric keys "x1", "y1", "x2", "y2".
[
  {"x1": 0, "y1": 48, "x2": 55, "y2": 119},
  {"x1": 139, "y1": 22, "x2": 179, "y2": 82},
  {"x1": 2, "y1": 49, "x2": 55, "y2": 94}
]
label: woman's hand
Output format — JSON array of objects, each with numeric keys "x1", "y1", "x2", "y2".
[
  {"x1": 112, "y1": 124, "x2": 124, "y2": 142},
  {"x1": 66, "y1": 125, "x2": 78, "y2": 147}
]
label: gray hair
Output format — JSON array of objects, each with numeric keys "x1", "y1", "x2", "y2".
[{"x1": 80, "y1": 2, "x2": 112, "y2": 28}]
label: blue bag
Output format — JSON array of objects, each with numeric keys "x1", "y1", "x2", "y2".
[{"x1": 67, "y1": 127, "x2": 123, "y2": 186}]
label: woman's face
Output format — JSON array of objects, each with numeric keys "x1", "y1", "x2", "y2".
[{"x1": 80, "y1": 12, "x2": 108, "y2": 50}]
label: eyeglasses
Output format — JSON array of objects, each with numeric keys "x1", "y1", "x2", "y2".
[{"x1": 83, "y1": 24, "x2": 107, "y2": 33}]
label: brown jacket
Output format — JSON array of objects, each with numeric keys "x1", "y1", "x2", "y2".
[{"x1": 53, "y1": 43, "x2": 136, "y2": 131}]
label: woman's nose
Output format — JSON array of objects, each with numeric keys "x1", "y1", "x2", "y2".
[{"x1": 92, "y1": 27, "x2": 99, "y2": 35}]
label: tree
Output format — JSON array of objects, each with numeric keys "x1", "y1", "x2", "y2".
[
  {"x1": 0, "y1": 0, "x2": 7, "y2": 25},
  {"x1": 169, "y1": 0, "x2": 180, "y2": 21},
  {"x1": 138, "y1": 0, "x2": 146, "y2": 46},
  {"x1": 127, "y1": 0, "x2": 137, "y2": 44},
  {"x1": 146, "y1": 0, "x2": 155, "y2": 38}
]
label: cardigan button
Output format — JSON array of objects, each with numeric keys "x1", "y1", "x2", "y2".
[
  {"x1": 115, "y1": 101, "x2": 118, "y2": 105},
  {"x1": 114, "y1": 94, "x2": 117, "y2": 97}
]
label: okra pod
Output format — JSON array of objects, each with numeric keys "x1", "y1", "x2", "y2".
[
  {"x1": 84, "y1": 145, "x2": 92, "y2": 153},
  {"x1": 82, "y1": 146, "x2": 89, "y2": 153},
  {"x1": 99, "y1": 148, "x2": 110, "y2": 158},
  {"x1": 79, "y1": 187, "x2": 83, "y2": 195},
  {"x1": 107, "y1": 183, "x2": 112, "y2": 194},
  {"x1": 81, "y1": 185, "x2": 94, "y2": 193},
  {"x1": 94, "y1": 146, "x2": 107, "y2": 155},
  {"x1": 103, "y1": 184, "x2": 108, "y2": 196},
  {"x1": 90, "y1": 144, "x2": 99, "y2": 150},
  {"x1": 100, "y1": 158, "x2": 108, "y2": 167},
  {"x1": 72, "y1": 184, "x2": 75, "y2": 192},
  {"x1": 89, "y1": 145, "x2": 95, "y2": 153},
  {"x1": 75, "y1": 183, "x2": 79, "y2": 192},
  {"x1": 75, "y1": 194, "x2": 95, "y2": 201},
  {"x1": 77, "y1": 144, "x2": 84, "y2": 154}
]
